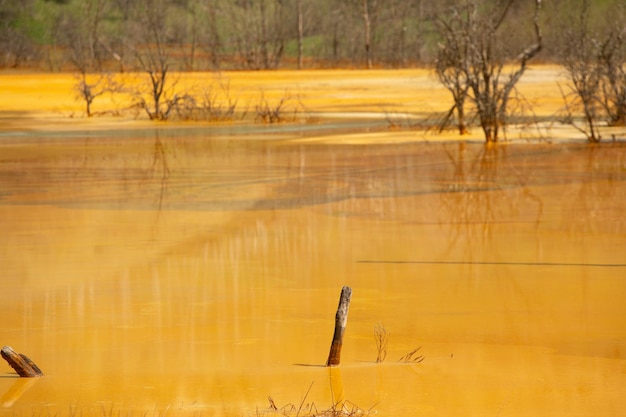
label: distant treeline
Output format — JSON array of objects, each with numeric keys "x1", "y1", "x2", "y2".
[{"x1": 0, "y1": 0, "x2": 620, "y2": 71}]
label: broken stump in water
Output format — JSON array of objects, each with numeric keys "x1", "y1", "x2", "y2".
[
  {"x1": 1, "y1": 346, "x2": 43, "y2": 377},
  {"x1": 326, "y1": 286, "x2": 352, "y2": 366}
]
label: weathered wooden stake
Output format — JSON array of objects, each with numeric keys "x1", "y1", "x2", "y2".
[
  {"x1": 326, "y1": 286, "x2": 352, "y2": 366},
  {"x1": 1, "y1": 346, "x2": 43, "y2": 377}
]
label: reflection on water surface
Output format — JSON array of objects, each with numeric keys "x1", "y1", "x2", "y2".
[{"x1": 0, "y1": 132, "x2": 625, "y2": 417}]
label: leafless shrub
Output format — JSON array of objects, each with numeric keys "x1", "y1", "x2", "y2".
[
  {"x1": 171, "y1": 94, "x2": 199, "y2": 121},
  {"x1": 73, "y1": 72, "x2": 121, "y2": 117},
  {"x1": 255, "y1": 90, "x2": 303, "y2": 123},
  {"x1": 131, "y1": 81, "x2": 195, "y2": 122},
  {"x1": 374, "y1": 322, "x2": 388, "y2": 363},
  {"x1": 197, "y1": 80, "x2": 240, "y2": 122},
  {"x1": 155, "y1": 78, "x2": 246, "y2": 122}
]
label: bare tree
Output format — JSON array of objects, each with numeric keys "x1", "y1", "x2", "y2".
[
  {"x1": 192, "y1": 0, "x2": 223, "y2": 70},
  {"x1": 556, "y1": 0, "x2": 626, "y2": 142},
  {"x1": 362, "y1": 0, "x2": 374, "y2": 69},
  {"x1": 296, "y1": 0, "x2": 304, "y2": 69},
  {"x1": 434, "y1": 0, "x2": 543, "y2": 142},
  {"x1": 558, "y1": 0, "x2": 602, "y2": 141},
  {"x1": 74, "y1": 72, "x2": 120, "y2": 117},
  {"x1": 435, "y1": 9, "x2": 470, "y2": 135},
  {"x1": 127, "y1": 0, "x2": 191, "y2": 120},
  {"x1": 596, "y1": 9, "x2": 626, "y2": 127},
  {"x1": 0, "y1": 0, "x2": 38, "y2": 68},
  {"x1": 168, "y1": 0, "x2": 210, "y2": 71},
  {"x1": 226, "y1": 0, "x2": 286, "y2": 70},
  {"x1": 61, "y1": 0, "x2": 110, "y2": 73}
]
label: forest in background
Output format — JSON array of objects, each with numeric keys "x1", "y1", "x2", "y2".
[
  {"x1": 1, "y1": 0, "x2": 624, "y2": 143},
  {"x1": 0, "y1": 0, "x2": 620, "y2": 72}
]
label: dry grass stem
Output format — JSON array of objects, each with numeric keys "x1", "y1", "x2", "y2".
[
  {"x1": 399, "y1": 346, "x2": 424, "y2": 363},
  {"x1": 374, "y1": 322, "x2": 388, "y2": 363},
  {"x1": 255, "y1": 90, "x2": 304, "y2": 123},
  {"x1": 264, "y1": 383, "x2": 371, "y2": 417}
]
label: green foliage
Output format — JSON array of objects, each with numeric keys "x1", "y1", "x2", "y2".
[
  {"x1": 12, "y1": 13, "x2": 44, "y2": 43},
  {"x1": 1, "y1": 0, "x2": 624, "y2": 70}
]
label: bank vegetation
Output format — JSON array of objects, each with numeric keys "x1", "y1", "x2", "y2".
[{"x1": 1, "y1": 0, "x2": 625, "y2": 142}]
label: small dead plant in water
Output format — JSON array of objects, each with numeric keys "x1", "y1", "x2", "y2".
[
  {"x1": 73, "y1": 72, "x2": 122, "y2": 117},
  {"x1": 399, "y1": 346, "x2": 424, "y2": 364},
  {"x1": 374, "y1": 322, "x2": 388, "y2": 363},
  {"x1": 255, "y1": 90, "x2": 304, "y2": 123},
  {"x1": 264, "y1": 383, "x2": 372, "y2": 417},
  {"x1": 197, "y1": 79, "x2": 241, "y2": 122}
]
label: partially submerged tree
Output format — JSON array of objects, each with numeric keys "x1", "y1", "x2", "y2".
[
  {"x1": 74, "y1": 72, "x2": 119, "y2": 117},
  {"x1": 557, "y1": 0, "x2": 602, "y2": 142},
  {"x1": 434, "y1": 0, "x2": 543, "y2": 142},
  {"x1": 598, "y1": 25, "x2": 626, "y2": 127},
  {"x1": 556, "y1": 0, "x2": 626, "y2": 142},
  {"x1": 434, "y1": 10, "x2": 470, "y2": 135},
  {"x1": 127, "y1": 0, "x2": 192, "y2": 120}
]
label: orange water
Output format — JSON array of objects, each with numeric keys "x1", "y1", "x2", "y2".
[{"x1": 0, "y1": 132, "x2": 625, "y2": 417}]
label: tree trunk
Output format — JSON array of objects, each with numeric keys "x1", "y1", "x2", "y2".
[
  {"x1": 326, "y1": 286, "x2": 352, "y2": 366},
  {"x1": 297, "y1": 0, "x2": 303, "y2": 69},
  {"x1": 1, "y1": 346, "x2": 43, "y2": 378},
  {"x1": 362, "y1": 0, "x2": 372, "y2": 69},
  {"x1": 457, "y1": 103, "x2": 468, "y2": 135}
]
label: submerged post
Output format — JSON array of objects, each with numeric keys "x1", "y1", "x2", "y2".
[
  {"x1": 326, "y1": 286, "x2": 352, "y2": 366},
  {"x1": 1, "y1": 346, "x2": 43, "y2": 377}
]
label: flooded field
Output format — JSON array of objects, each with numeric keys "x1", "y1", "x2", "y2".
[
  {"x1": 1, "y1": 129, "x2": 625, "y2": 417},
  {"x1": 0, "y1": 69, "x2": 625, "y2": 417}
]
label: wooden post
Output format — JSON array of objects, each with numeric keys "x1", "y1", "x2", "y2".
[
  {"x1": 326, "y1": 286, "x2": 352, "y2": 366},
  {"x1": 1, "y1": 346, "x2": 43, "y2": 377}
]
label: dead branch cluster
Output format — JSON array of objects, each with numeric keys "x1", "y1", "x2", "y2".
[
  {"x1": 74, "y1": 72, "x2": 122, "y2": 117},
  {"x1": 265, "y1": 397, "x2": 369, "y2": 417},
  {"x1": 433, "y1": 0, "x2": 626, "y2": 143},
  {"x1": 373, "y1": 323, "x2": 424, "y2": 364},
  {"x1": 374, "y1": 322, "x2": 388, "y2": 363},
  {"x1": 265, "y1": 383, "x2": 371, "y2": 417},
  {"x1": 434, "y1": 0, "x2": 543, "y2": 143},
  {"x1": 255, "y1": 91, "x2": 304, "y2": 124},
  {"x1": 74, "y1": 72, "x2": 308, "y2": 124},
  {"x1": 557, "y1": 0, "x2": 626, "y2": 142}
]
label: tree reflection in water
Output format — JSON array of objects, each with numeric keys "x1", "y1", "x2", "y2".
[{"x1": 438, "y1": 142, "x2": 544, "y2": 265}]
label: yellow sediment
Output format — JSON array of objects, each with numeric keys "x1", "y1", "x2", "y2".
[{"x1": 0, "y1": 66, "x2": 587, "y2": 141}]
